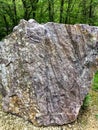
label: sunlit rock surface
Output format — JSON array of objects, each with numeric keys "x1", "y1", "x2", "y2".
[{"x1": 0, "y1": 19, "x2": 98, "y2": 126}]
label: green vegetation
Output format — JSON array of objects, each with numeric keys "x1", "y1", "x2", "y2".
[
  {"x1": 92, "y1": 71, "x2": 98, "y2": 91},
  {"x1": 82, "y1": 94, "x2": 91, "y2": 109},
  {"x1": 82, "y1": 71, "x2": 98, "y2": 109},
  {"x1": 0, "y1": 0, "x2": 98, "y2": 40},
  {"x1": 95, "y1": 114, "x2": 98, "y2": 119},
  {"x1": 93, "y1": 71, "x2": 98, "y2": 120},
  {"x1": 82, "y1": 71, "x2": 98, "y2": 107}
]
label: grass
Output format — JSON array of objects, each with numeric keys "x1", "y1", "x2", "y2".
[
  {"x1": 92, "y1": 71, "x2": 98, "y2": 91},
  {"x1": 82, "y1": 70, "x2": 98, "y2": 119},
  {"x1": 82, "y1": 71, "x2": 98, "y2": 110},
  {"x1": 92, "y1": 71, "x2": 98, "y2": 121},
  {"x1": 95, "y1": 114, "x2": 98, "y2": 120},
  {"x1": 82, "y1": 94, "x2": 91, "y2": 109}
]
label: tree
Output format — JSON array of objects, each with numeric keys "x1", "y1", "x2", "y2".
[
  {"x1": 0, "y1": 0, "x2": 98, "y2": 40},
  {"x1": 48, "y1": 0, "x2": 54, "y2": 22},
  {"x1": 59, "y1": 0, "x2": 65, "y2": 23}
]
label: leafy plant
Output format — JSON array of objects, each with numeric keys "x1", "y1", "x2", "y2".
[{"x1": 82, "y1": 94, "x2": 91, "y2": 109}]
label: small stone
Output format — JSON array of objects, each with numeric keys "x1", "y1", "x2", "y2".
[{"x1": 68, "y1": 124, "x2": 72, "y2": 128}]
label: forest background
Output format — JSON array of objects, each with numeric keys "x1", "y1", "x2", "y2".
[{"x1": 0, "y1": 0, "x2": 98, "y2": 40}]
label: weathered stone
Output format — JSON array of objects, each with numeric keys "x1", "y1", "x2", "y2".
[{"x1": 0, "y1": 19, "x2": 98, "y2": 126}]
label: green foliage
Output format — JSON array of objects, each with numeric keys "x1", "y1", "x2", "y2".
[
  {"x1": 92, "y1": 71, "x2": 98, "y2": 91},
  {"x1": 0, "y1": 0, "x2": 98, "y2": 40},
  {"x1": 82, "y1": 94, "x2": 91, "y2": 109},
  {"x1": 95, "y1": 114, "x2": 98, "y2": 119}
]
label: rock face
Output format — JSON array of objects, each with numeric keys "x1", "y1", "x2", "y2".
[{"x1": 0, "y1": 19, "x2": 98, "y2": 126}]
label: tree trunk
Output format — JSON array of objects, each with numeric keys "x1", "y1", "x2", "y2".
[
  {"x1": 65, "y1": 0, "x2": 71, "y2": 24},
  {"x1": 48, "y1": 0, "x2": 54, "y2": 22},
  {"x1": 12, "y1": 0, "x2": 17, "y2": 25},
  {"x1": 59, "y1": 0, "x2": 64, "y2": 23},
  {"x1": 89, "y1": 0, "x2": 92, "y2": 18},
  {"x1": 3, "y1": 15, "x2": 9, "y2": 35},
  {"x1": 82, "y1": 0, "x2": 87, "y2": 23},
  {"x1": 21, "y1": 0, "x2": 29, "y2": 20},
  {"x1": 29, "y1": 0, "x2": 39, "y2": 19}
]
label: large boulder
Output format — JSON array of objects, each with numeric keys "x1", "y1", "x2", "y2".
[{"x1": 0, "y1": 19, "x2": 98, "y2": 126}]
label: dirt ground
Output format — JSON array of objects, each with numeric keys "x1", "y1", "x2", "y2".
[{"x1": 0, "y1": 89, "x2": 98, "y2": 130}]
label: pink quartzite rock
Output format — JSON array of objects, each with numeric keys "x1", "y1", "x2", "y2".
[{"x1": 0, "y1": 19, "x2": 98, "y2": 126}]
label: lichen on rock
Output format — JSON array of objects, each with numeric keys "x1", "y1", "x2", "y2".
[{"x1": 0, "y1": 19, "x2": 98, "y2": 126}]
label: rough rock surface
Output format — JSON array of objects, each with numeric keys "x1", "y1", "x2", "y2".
[{"x1": 0, "y1": 19, "x2": 98, "y2": 126}]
